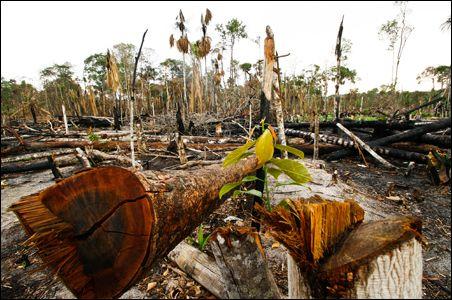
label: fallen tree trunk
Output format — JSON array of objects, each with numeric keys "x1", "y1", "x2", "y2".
[
  {"x1": 1, "y1": 149, "x2": 76, "y2": 163},
  {"x1": 284, "y1": 119, "x2": 418, "y2": 131},
  {"x1": 417, "y1": 133, "x2": 451, "y2": 148},
  {"x1": 1, "y1": 154, "x2": 79, "y2": 174},
  {"x1": 168, "y1": 241, "x2": 227, "y2": 299},
  {"x1": 286, "y1": 129, "x2": 428, "y2": 163},
  {"x1": 1, "y1": 139, "x2": 243, "y2": 157},
  {"x1": 53, "y1": 115, "x2": 114, "y2": 127},
  {"x1": 326, "y1": 118, "x2": 451, "y2": 161},
  {"x1": 9, "y1": 156, "x2": 260, "y2": 299}
]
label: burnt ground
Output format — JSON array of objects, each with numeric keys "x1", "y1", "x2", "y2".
[{"x1": 1, "y1": 154, "x2": 451, "y2": 299}]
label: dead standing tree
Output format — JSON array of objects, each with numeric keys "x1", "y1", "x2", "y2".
[
  {"x1": 198, "y1": 8, "x2": 213, "y2": 112},
  {"x1": 334, "y1": 16, "x2": 344, "y2": 122},
  {"x1": 262, "y1": 25, "x2": 288, "y2": 157},
  {"x1": 130, "y1": 29, "x2": 148, "y2": 168},
  {"x1": 170, "y1": 10, "x2": 189, "y2": 116}
]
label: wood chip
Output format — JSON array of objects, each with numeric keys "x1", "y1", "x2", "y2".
[{"x1": 146, "y1": 282, "x2": 157, "y2": 292}]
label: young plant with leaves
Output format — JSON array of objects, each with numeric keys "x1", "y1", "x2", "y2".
[{"x1": 219, "y1": 124, "x2": 311, "y2": 211}]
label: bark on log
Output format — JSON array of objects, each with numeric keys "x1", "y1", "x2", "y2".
[
  {"x1": 85, "y1": 148, "x2": 136, "y2": 167},
  {"x1": 417, "y1": 133, "x2": 451, "y2": 148},
  {"x1": 1, "y1": 154, "x2": 79, "y2": 174},
  {"x1": 9, "y1": 156, "x2": 260, "y2": 299},
  {"x1": 326, "y1": 118, "x2": 451, "y2": 161},
  {"x1": 1, "y1": 139, "x2": 243, "y2": 157},
  {"x1": 284, "y1": 119, "x2": 417, "y2": 131},
  {"x1": 168, "y1": 241, "x2": 227, "y2": 299},
  {"x1": 210, "y1": 227, "x2": 282, "y2": 299},
  {"x1": 1, "y1": 149, "x2": 76, "y2": 163}
]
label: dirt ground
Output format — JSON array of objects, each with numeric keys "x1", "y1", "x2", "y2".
[{"x1": 1, "y1": 154, "x2": 450, "y2": 299}]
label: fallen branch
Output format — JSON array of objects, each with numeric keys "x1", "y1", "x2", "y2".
[{"x1": 336, "y1": 123, "x2": 395, "y2": 169}]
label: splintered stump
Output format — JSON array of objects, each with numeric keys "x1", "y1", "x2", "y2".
[
  {"x1": 9, "y1": 156, "x2": 260, "y2": 299},
  {"x1": 258, "y1": 196, "x2": 423, "y2": 299}
]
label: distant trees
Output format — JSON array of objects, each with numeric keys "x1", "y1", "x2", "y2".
[
  {"x1": 417, "y1": 65, "x2": 451, "y2": 90},
  {"x1": 83, "y1": 53, "x2": 107, "y2": 93},
  {"x1": 1, "y1": 78, "x2": 37, "y2": 123},
  {"x1": 40, "y1": 63, "x2": 81, "y2": 115},
  {"x1": 112, "y1": 43, "x2": 136, "y2": 99},
  {"x1": 216, "y1": 18, "x2": 248, "y2": 86},
  {"x1": 240, "y1": 62, "x2": 252, "y2": 81},
  {"x1": 379, "y1": 1, "x2": 414, "y2": 90}
]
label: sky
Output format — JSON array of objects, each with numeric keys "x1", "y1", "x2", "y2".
[{"x1": 1, "y1": 1, "x2": 451, "y2": 93}]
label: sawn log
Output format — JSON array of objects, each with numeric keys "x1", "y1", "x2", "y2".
[{"x1": 9, "y1": 156, "x2": 260, "y2": 299}]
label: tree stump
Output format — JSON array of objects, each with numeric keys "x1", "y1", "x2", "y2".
[{"x1": 258, "y1": 196, "x2": 423, "y2": 299}]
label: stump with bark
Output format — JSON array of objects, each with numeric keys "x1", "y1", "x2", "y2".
[{"x1": 257, "y1": 196, "x2": 423, "y2": 299}]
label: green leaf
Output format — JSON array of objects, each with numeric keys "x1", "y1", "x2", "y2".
[
  {"x1": 255, "y1": 129, "x2": 274, "y2": 165},
  {"x1": 241, "y1": 175, "x2": 261, "y2": 183},
  {"x1": 269, "y1": 158, "x2": 312, "y2": 184},
  {"x1": 200, "y1": 233, "x2": 212, "y2": 250},
  {"x1": 197, "y1": 225, "x2": 204, "y2": 245},
  {"x1": 267, "y1": 167, "x2": 283, "y2": 180},
  {"x1": 223, "y1": 140, "x2": 256, "y2": 167},
  {"x1": 275, "y1": 144, "x2": 305, "y2": 159},
  {"x1": 240, "y1": 189, "x2": 263, "y2": 198},
  {"x1": 219, "y1": 181, "x2": 242, "y2": 199},
  {"x1": 231, "y1": 189, "x2": 263, "y2": 198}
]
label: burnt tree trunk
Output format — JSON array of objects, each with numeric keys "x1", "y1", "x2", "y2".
[{"x1": 327, "y1": 118, "x2": 451, "y2": 161}]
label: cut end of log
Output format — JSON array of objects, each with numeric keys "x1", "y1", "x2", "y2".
[
  {"x1": 9, "y1": 166, "x2": 154, "y2": 299},
  {"x1": 320, "y1": 216, "x2": 422, "y2": 275}
]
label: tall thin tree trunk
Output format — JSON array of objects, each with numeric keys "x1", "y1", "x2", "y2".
[
  {"x1": 182, "y1": 53, "x2": 188, "y2": 114},
  {"x1": 204, "y1": 57, "x2": 208, "y2": 111},
  {"x1": 230, "y1": 40, "x2": 235, "y2": 86},
  {"x1": 334, "y1": 17, "x2": 344, "y2": 122}
]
